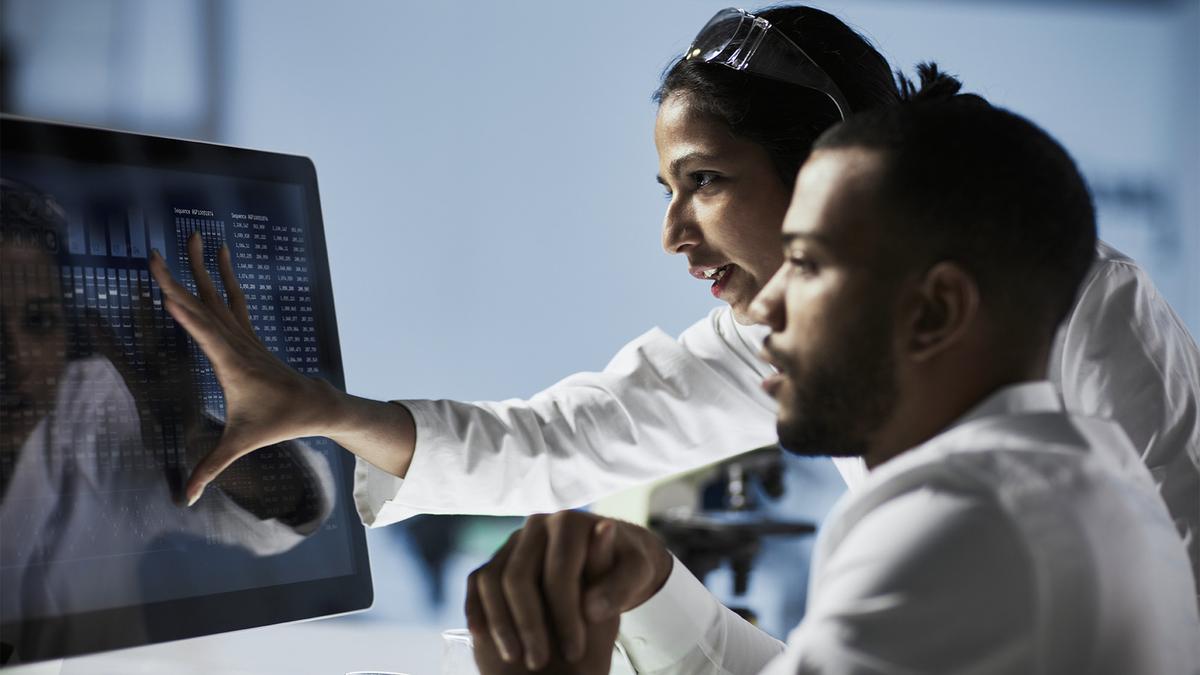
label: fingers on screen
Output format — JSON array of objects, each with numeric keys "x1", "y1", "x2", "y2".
[
  {"x1": 184, "y1": 427, "x2": 258, "y2": 507},
  {"x1": 217, "y1": 244, "x2": 254, "y2": 334},
  {"x1": 187, "y1": 232, "x2": 225, "y2": 309},
  {"x1": 186, "y1": 233, "x2": 247, "y2": 337}
]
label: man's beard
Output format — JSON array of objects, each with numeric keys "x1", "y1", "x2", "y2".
[{"x1": 774, "y1": 310, "x2": 899, "y2": 458}]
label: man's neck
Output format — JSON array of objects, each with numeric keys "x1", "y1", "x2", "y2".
[{"x1": 862, "y1": 368, "x2": 1044, "y2": 470}]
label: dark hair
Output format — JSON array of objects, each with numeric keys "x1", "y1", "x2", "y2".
[
  {"x1": 1, "y1": 178, "x2": 70, "y2": 266},
  {"x1": 654, "y1": 5, "x2": 900, "y2": 184},
  {"x1": 816, "y1": 63, "x2": 1097, "y2": 338}
]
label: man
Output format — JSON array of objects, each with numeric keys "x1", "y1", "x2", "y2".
[{"x1": 464, "y1": 66, "x2": 1200, "y2": 675}]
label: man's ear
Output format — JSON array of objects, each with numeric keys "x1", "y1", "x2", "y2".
[{"x1": 901, "y1": 261, "x2": 980, "y2": 363}]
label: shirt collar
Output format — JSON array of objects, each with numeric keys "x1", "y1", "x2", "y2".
[
  {"x1": 860, "y1": 380, "x2": 1063, "y2": 481},
  {"x1": 943, "y1": 380, "x2": 1062, "y2": 436}
]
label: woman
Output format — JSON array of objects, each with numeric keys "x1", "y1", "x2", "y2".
[{"x1": 149, "y1": 5, "x2": 1199, "y2": 594}]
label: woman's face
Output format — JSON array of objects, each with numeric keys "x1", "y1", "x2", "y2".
[
  {"x1": 0, "y1": 245, "x2": 67, "y2": 423},
  {"x1": 655, "y1": 92, "x2": 793, "y2": 324}
]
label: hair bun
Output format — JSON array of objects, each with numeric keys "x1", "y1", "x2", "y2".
[{"x1": 897, "y1": 62, "x2": 964, "y2": 102}]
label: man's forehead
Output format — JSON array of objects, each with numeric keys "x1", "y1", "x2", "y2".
[{"x1": 783, "y1": 148, "x2": 886, "y2": 248}]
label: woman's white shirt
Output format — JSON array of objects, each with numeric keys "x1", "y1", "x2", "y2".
[
  {"x1": 353, "y1": 241, "x2": 1200, "y2": 599},
  {"x1": 354, "y1": 305, "x2": 780, "y2": 524},
  {"x1": 0, "y1": 356, "x2": 335, "y2": 625}
]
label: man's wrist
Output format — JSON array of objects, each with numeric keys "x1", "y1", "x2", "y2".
[
  {"x1": 628, "y1": 527, "x2": 675, "y2": 610},
  {"x1": 650, "y1": 538, "x2": 675, "y2": 599}
]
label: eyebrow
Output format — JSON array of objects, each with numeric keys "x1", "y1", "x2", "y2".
[
  {"x1": 656, "y1": 151, "x2": 722, "y2": 185},
  {"x1": 782, "y1": 232, "x2": 833, "y2": 247}
]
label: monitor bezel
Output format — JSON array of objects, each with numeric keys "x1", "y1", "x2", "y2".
[{"x1": 0, "y1": 114, "x2": 373, "y2": 665}]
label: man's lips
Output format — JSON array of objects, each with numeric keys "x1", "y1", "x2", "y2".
[
  {"x1": 759, "y1": 339, "x2": 785, "y2": 372},
  {"x1": 759, "y1": 341, "x2": 788, "y2": 397},
  {"x1": 762, "y1": 372, "x2": 785, "y2": 398}
]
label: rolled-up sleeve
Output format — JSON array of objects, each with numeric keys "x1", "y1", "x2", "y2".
[{"x1": 355, "y1": 308, "x2": 780, "y2": 527}]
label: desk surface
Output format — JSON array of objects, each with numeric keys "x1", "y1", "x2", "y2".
[{"x1": 9, "y1": 617, "x2": 444, "y2": 675}]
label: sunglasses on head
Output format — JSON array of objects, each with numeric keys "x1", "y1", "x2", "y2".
[{"x1": 687, "y1": 7, "x2": 851, "y2": 120}]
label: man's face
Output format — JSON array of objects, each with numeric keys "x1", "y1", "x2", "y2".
[{"x1": 751, "y1": 148, "x2": 900, "y2": 457}]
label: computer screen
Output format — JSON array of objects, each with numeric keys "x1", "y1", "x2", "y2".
[{"x1": 0, "y1": 115, "x2": 372, "y2": 665}]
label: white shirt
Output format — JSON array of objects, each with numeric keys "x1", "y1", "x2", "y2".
[
  {"x1": 616, "y1": 382, "x2": 1200, "y2": 675},
  {"x1": 1049, "y1": 242, "x2": 1200, "y2": 603},
  {"x1": 354, "y1": 241, "x2": 1200, "y2": 597},
  {"x1": 354, "y1": 305, "x2": 779, "y2": 522}
]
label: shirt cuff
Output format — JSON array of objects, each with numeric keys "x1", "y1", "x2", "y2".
[
  {"x1": 618, "y1": 556, "x2": 722, "y2": 672},
  {"x1": 352, "y1": 400, "x2": 439, "y2": 528},
  {"x1": 353, "y1": 455, "x2": 405, "y2": 527}
]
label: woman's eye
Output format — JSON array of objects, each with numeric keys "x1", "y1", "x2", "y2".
[
  {"x1": 692, "y1": 172, "x2": 718, "y2": 189},
  {"x1": 24, "y1": 307, "x2": 60, "y2": 333}
]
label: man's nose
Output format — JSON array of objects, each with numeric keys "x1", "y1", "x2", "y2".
[
  {"x1": 749, "y1": 267, "x2": 787, "y2": 330},
  {"x1": 661, "y1": 199, "x2": 701, "y2": 255}
]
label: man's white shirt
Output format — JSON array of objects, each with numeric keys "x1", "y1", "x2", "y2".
[{"x1": 616, "y1": 382, "x2": 1200, "y2": 675}]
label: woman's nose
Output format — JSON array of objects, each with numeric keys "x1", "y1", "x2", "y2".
[{"x1": 662, "y1": 199, "x2": 701, "y2": 255}]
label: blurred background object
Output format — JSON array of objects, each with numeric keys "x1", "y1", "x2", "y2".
[{"x1": 3, "y1": 0, "x2": 1196, "y2": 671}]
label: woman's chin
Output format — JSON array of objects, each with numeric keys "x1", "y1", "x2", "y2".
[
  {"x1": 718, "y1": 273, "x2": 765, "y2": 325},
  {"x1": 729, "y1": 300, "x2": 761, "y2": 326}
]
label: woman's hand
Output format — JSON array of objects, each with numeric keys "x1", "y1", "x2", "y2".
[
  {"x1": 149, "y1": 233, "x2": 342, "y2": 506},
  {"x1": 466, "y1": 512, "x2": 674, "y2": 673}
]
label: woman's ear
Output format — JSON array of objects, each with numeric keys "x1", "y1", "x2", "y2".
[{"x1": 902, "y1": 261, "x2": 980, "y2": 363}]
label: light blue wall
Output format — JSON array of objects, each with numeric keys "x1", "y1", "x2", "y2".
[
  {"x1": 217, "y1": 1, "x2": 725, "y2": 404},
  {"x1": 7, "y1": 0, "x2": 1196, "y2": 405},
  {"x1": 211, "y1": 0, "x2": 1200, "y2": 405}
]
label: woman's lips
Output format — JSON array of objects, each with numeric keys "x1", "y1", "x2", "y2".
[
  {"x1": 710, "y1": 265, "x2": 733, "y2": 298},
  {"x1": 686, "y1": 263, "x2": 734, "y2": 299}
]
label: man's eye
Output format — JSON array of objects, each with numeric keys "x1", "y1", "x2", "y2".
[
  {"x1": 692, "y1": 172, "x2": 718, "y2": 189},
  {"x1": 788, "y1": 257, "x2": 818, "y2": 275}
]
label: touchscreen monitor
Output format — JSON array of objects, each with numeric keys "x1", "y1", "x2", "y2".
[{"x1": 0, "y1": 115, "x2": 372, "y2": 665}]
